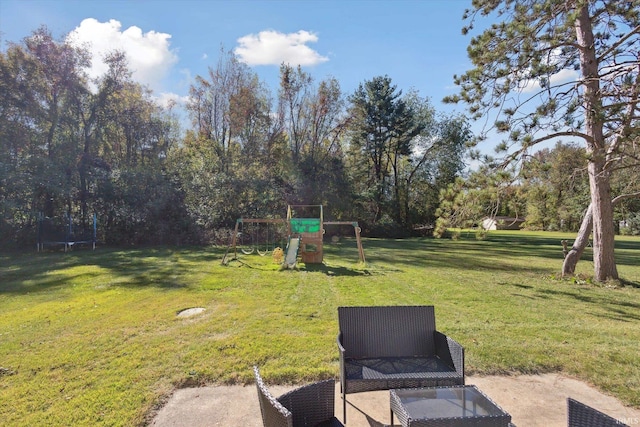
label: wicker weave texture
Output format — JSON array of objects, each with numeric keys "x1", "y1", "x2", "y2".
[
  {"x1": 337, "y1": 306, "x2": 465, "y2": 424},
  {"x1": 568, "y1": 398, "x2": 628, "y2": 427},
  {"x1": 337, "y1": 305, "x2": 464, "y2": 394},
  {"x1": 339, "y1": 305, "x2": 437, "y2": 358},
  {"x1": 255, "y1": 366, "x2": 293, "y2": 427},
  {"x1": 342, "y1": 355, "x2": 463, "y2": 394},
  {"x1": 254, "y1": 366, "x2": 344, "y2": 427}
]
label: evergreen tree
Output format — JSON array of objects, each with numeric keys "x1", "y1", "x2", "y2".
[
  {"x1": 348, "y1": 76, "x2": 424, "y2": 226},
  {"x1": 446, "y1": 0, "x2": 640, "y2": 281}
]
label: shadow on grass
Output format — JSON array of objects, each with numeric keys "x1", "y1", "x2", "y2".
[
  {"x1": 497, "y1": 281, "x2": 640, "y2": 322},
  {"x1": 301, "y1": 263, "x2": 372, "y2": 277},
  {"x1": 2, "y1": 233, "x2": 639, "y2": 294},
  {"x1": 349, "y1": 238, "x2": 557, "y2": 275},
  {"x1": 0, "y1": 246, "x2": 223, "y2": 294},
  {"x1": 352, "y1": 234, "x2": 640, "y2": 272},
  {"x1": 620, "y1": 278, "x2": 640, "y2": 288}
]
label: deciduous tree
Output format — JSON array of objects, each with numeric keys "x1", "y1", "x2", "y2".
[
  {"x1": 186, "y1": 48, "x2": 266, "y2": 174},
  {"x1": 278, "y1": 64, "x2": 348, "y2": 206},
  {"x1": 0, "y1": 26, "x2": 88, "y2": 229},
  {"x1": 520, "y1": 142, "x2": 590, "y2": 231},
  {"x1": 397, "y1": 91, "x2": 471, "y2": 227}
]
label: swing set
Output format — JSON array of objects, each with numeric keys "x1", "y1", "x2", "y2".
[
  {"x1": 234, "y1": 218, "x2": 288, "y2": 257},
  {"x1": 221, "y1": 205, "x2": 365, "y2": 267}
]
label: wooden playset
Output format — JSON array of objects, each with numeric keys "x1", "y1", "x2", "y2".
[{"x1": 222, "y1": 205, "x2": 365, "y2": 267}]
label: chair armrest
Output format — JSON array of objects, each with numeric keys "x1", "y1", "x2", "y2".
[
  {"x1": 337, "y1": 332, "x2": 346, "y2": 390},
  {"x1": 278, "y1": 380, "x2": 336, "y2": 426},
  {"x1": 434, "y1": 331, "x2": 465, "y2": 381},
  {"x1": 337, "y1": 332, "x2": 346, "y2": 355}
]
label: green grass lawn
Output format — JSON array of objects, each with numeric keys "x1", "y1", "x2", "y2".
[{"x1": 1, "y1": 231, "x2": 639, "y2": 426}]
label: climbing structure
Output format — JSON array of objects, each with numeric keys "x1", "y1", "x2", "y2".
[
  {"x1": 287, "y1": 205, "x2": 324, "y2": 265},
  {"x1": 222, "y1": 204, "x2": 365, "y2": 266}
]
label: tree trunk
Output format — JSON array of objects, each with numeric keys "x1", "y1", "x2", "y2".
[
  {"x1": 562, "y1": 203, "x2": 592, "y2": 276},
  {"x1": 562, "y1": 191, "x2": 640, "y2": 277},
  {"x1": 589, "y1": 160, "x2": 618, "y2": 281},
  {"x1": 575, "y1": 5, "x2": 618, "y2": 281}
]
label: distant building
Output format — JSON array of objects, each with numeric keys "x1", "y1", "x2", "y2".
[{"x1": 482, "y1": 216, "x2": 525, "y2": 230}]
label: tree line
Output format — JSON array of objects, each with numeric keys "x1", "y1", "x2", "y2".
[
  {"x1": 2, "y1": 0, "x2": 639, "y2": 287},
  {"x1": 0, "y1": 27, "x2": 469, "y2": 248},
  {"x1": 437, "y1": 141, "x2": 640, "y2": 237}
]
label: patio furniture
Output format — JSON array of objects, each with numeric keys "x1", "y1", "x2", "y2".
[
  {"x1": 254, "y1": 366, "x2": 344, "y2": 427},
  {"x1": 337, "y1": 305, "x2": 464, "y2": 423},
  {"x1": 567, "y1": 398, "x2": 628, "y2": 427},
  {"x1": 390, "y1": 385, "x2": 512, "y2": 427}
]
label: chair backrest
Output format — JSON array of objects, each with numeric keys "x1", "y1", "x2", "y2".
[
  {"x1": 277, "y1": 379, "x2": 338, "y2": 427},
  {"x1": 567, "y1": 398, "x2": 628, "y2": 427},
  {"x1": 338, "y1": 305, "x2": 436, "y2": 358},
  {"x1": 254, "y1": 366, "x2": 293, "y2": 427}
]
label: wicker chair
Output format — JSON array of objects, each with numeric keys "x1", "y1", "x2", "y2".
[
  {"x1": 568, "y1": 398, "x2": 628, "y2": 427},
  {"x1": 337, "y1": 306, "x2": 464, "y2": 423},
  {"x1": 254, "y1": 366, "x2": 344, "y2": 427}
]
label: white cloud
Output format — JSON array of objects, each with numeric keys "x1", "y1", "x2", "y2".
[
  {"x1": 517, "y1": 47, "x2": 579, "y2": 93},
  {"x1": 155, "y1": 91, "x2": 188, "y2": 109},
  {"x1": 519, "y1": 68, "x2": 579, "y2": 93},
  {"x1": 66, "y1": 18, "x2": 178, "y2": 92},
  {"x1": 234, "y1": 30, "x2": 329, "y2": 66}
]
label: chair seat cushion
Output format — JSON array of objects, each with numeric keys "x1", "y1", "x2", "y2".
[{"x1": 344, "y1": 356, "x2": 462, "y2": 393}]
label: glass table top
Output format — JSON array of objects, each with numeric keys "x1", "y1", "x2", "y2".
[{"x1": 391, "y1": 385, "x2": 511, "y2": 422}]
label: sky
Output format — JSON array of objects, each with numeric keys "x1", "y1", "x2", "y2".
[{"x1": 1, "y1": 0, "x2": 489, "y2": 144}]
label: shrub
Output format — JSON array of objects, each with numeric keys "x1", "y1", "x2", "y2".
[{"x1": 620, "y1": 212, "x2": 640, "y2": 236}]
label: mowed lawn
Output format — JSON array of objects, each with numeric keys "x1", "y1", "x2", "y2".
[{"x1": 1, "y1": 231, "x2": 639, "y2": 426}]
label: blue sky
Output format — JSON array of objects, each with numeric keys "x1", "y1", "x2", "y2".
[{"x1": 2, "y1": 0, "x2": 499, "y2": 151}]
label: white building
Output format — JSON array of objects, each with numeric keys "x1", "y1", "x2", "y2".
[{"x1": 482, "y1": 216, "x2": 525, "y2": 230}]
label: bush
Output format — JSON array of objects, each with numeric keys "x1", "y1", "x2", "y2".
[
  {"x1": 620, "y1": 212, "x2": 640, "y2": 236},
  {"x1": 362, "y1": 215, "x2": 413, "y2": 238}
]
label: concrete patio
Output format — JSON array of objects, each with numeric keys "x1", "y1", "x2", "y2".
[{"x1": 150, "y1": 373, "x2": 640, "y2": 426}]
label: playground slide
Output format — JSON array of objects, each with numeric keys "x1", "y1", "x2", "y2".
[{"x1": 284, "y1": 237, "x2": 300, "y2": 268}]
